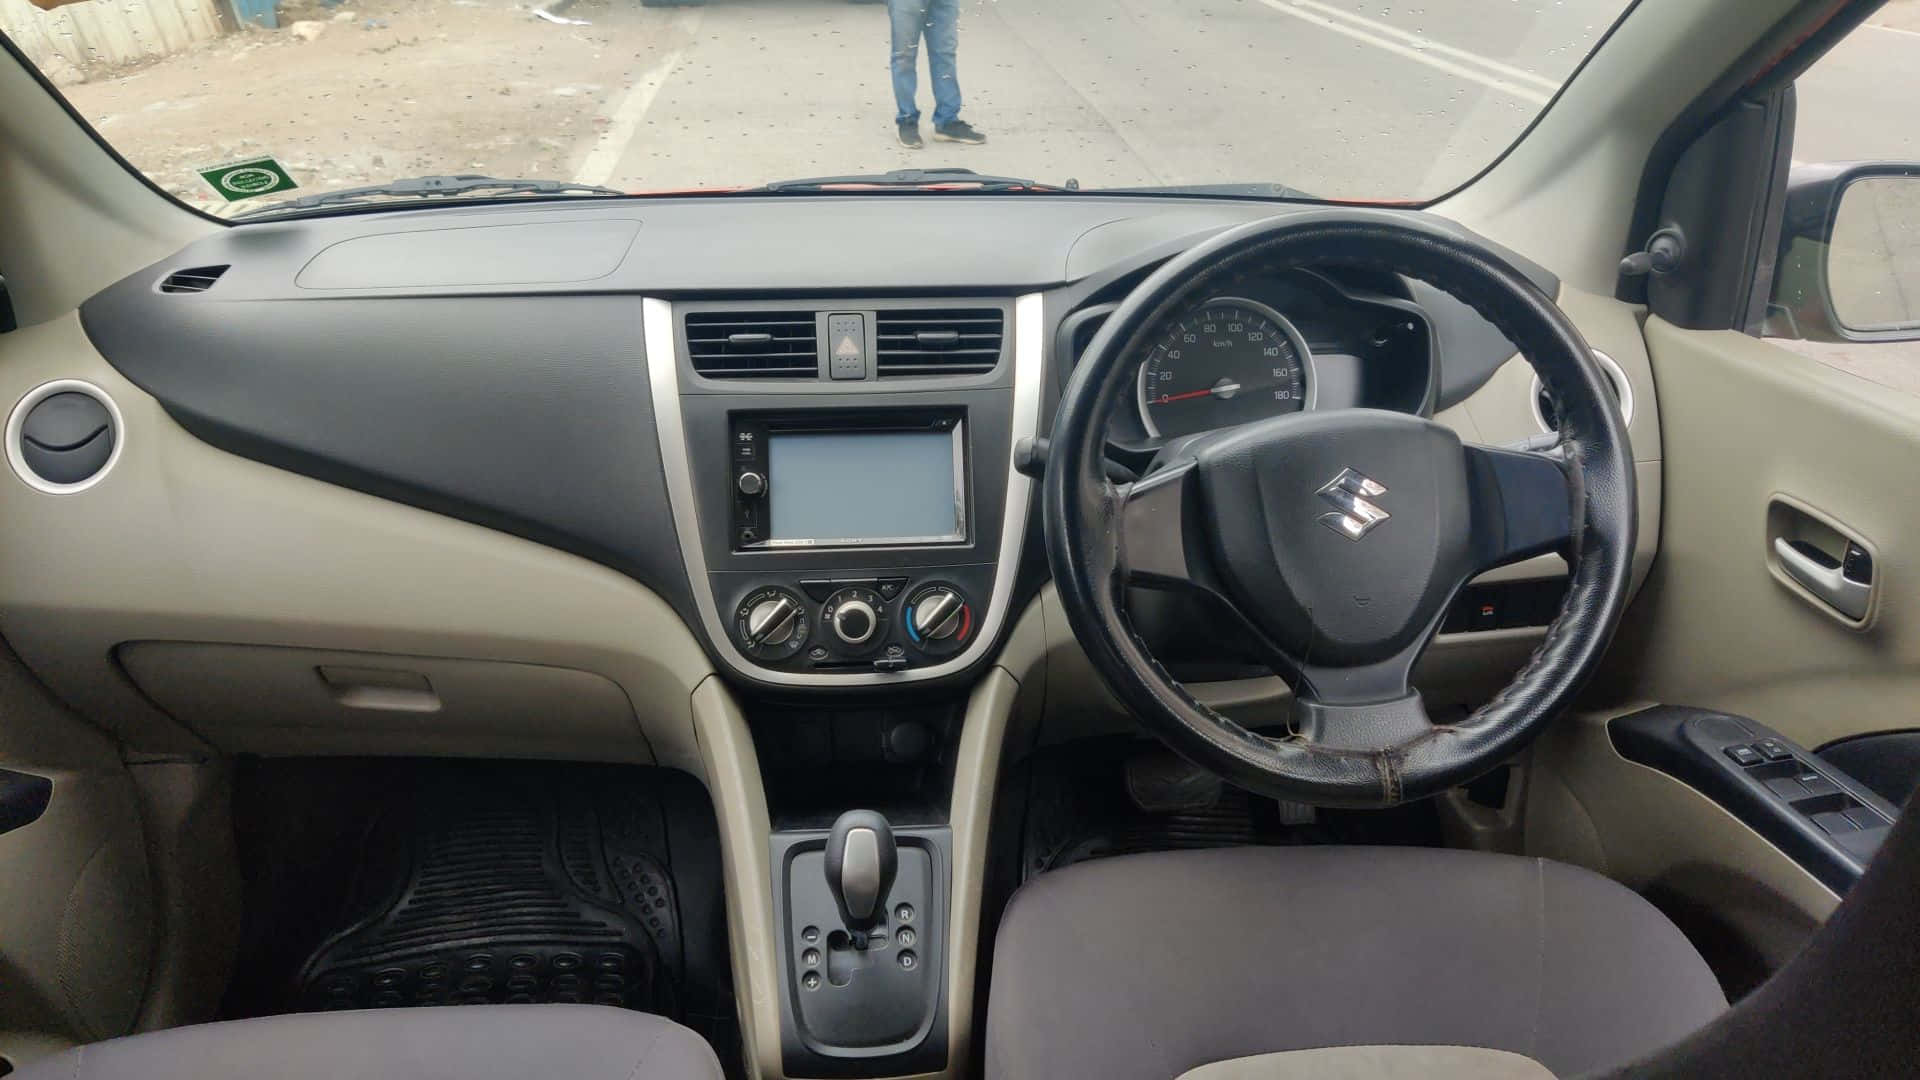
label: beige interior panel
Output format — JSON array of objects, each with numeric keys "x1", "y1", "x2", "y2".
[
  {"x1": 0, "y1": 637, "x2": 154, "y2": 1053},
  {"x1": 689, "y1": 676, "x2": 780, "y2": 1080},
  {"x1": 1438, "y1": 0, "x2": 1798, "y2": 294},
  {"x1": 1012, "y1": 583, "x2": 1645, "y2": 752},
  {"x1": 124, "y1": 760, "x2": 239, "y2": 1034},
  {"x1": 0, "y1": 765, "x2": 153, "y2": 1046},
  {"x1": 120, "y1": 642, "x2": 651, "y2": 761},
  {"x1": 1527, "y1": 707, "x2": 1837, "y2": 968},
  {"x1": 0, "y1": 46, "x2": 213, "y2": 328},
  {"x1": 1606, "y1": 319, "x2": 1920, "y2": 748},
  {"x1": 0, "y1": 313, "x2": 716, "y2": 774}
]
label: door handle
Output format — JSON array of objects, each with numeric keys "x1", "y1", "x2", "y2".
[{"x1": 1773, "y1": 537, "x2": 1874, "y2": 621}]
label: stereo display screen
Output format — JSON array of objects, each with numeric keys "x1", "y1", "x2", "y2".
[{"x1": 766, "y1": 428, "x2": 964, "y2": 546}]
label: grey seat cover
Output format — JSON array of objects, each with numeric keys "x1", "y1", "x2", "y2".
[
  {"x1": 985, "y1": 846, "x2": 1725, "y2": 1080},
  {"x1": 1177, "y1": 1044, "x2": 1557, "y2": 1079},
  {"x1": 13, "y1": 1004, "x2": 722, "y2": 1080}
]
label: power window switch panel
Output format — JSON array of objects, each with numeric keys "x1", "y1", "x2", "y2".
[
  {"x1": 1797, "y1": 776, "x2": 1840, "y2": 799},
  {"x1": 1764, "y1": 777, "x2": 1809, "y2": 801},
  {"x1": 1810, "y1": 810, "x2": 1858, "y2": 836}
]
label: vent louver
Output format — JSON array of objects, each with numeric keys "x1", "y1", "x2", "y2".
[
  {"x1": 686, "y1": 311, "x2": 819, "y2": 378},
  {"x1": 875, "y1": 308, "x2": 1003, "y2": 377},
  {"x1": 158, "y1": 265, "x2": 230, "y2": 294}
]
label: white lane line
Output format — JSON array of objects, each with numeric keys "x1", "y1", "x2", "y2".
[
  {"x1": 1868, "y1": 21, "x2": 1920, "y2": 40},
  {"x1": 1255, "y1": 0, "x2": 1552, "y2": 106},
  {"x1": 575, "y1": 11, "x2": 702, "y2": 188},
  {"x1": 1289, "y1": 0, "x2": 1561, "y2": 92}
]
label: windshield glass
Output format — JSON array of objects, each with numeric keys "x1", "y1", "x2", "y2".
[{"x1": 4, "y1": 0, "x2": 1632, "y2": 215}]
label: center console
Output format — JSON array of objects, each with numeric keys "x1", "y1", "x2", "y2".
[
  {"x1": 645, "y1": 294, "x2": 1042, "y2": 690},
  {"x1": 647, "y1": 296, "x2": 1040, "y2": 1076}
]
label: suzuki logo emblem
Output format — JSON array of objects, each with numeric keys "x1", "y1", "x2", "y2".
[{"x1": 1316, "y1": 468, "x2": 1390, "y2": 541}]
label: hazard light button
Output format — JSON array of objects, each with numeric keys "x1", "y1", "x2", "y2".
[{"x1": 828, "y1": 313, "x2": 867, "y2": 380}]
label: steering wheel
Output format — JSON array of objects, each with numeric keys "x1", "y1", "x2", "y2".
[{"x1": 1045, "y1": 211, "x2": 1636, "y2": 808}]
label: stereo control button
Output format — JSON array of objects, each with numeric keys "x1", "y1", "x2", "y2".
[{"x1": 737, "y1": 471, "x2": 766, "y2": 497}]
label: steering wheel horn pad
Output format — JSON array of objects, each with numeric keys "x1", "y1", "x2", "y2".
[
  {"x1": 1045, "y1": 210, "x2": 1636, "y2": 808},
  {"x1": 1189, "y1": 408, "x2": 1472, "y2": 670}
]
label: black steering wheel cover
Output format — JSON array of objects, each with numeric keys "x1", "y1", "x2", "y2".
[{"x1": 1045, "y1": 209, "x2": 1636, "y2": 807}]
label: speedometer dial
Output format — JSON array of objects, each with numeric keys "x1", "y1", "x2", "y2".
[{"x1": 1137, "y1": 298, "x2": 1312, "y2": 439}]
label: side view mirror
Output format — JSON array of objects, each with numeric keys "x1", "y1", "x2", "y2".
[{"x1": 1767, "y1": 162, "x2": 1920, "y2": 343}]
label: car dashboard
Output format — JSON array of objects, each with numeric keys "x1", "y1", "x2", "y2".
[{"x1": 0, "y1": 192, "x2": 1661, "y2": 769}]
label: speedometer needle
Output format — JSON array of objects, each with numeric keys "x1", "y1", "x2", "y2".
[{"x1": 1158, "y1": 382, "x2": 1241, "y2": 404}]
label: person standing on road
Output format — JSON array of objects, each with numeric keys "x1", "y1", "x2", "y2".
[{"x1": 888, "y1": 0, "x2": 986, "y2": 148}]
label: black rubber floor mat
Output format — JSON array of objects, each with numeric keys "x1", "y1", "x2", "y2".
[{"x1": 296, "y1": 773, "x2": 681, "y2": 1015}]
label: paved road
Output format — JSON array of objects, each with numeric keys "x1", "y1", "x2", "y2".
[
  {"x1": 584, "y1": 0, "x2": 1620, "y2": 197},
  {"x1": 564, "y1": 0, "x2": 1920, "y2": 394}
]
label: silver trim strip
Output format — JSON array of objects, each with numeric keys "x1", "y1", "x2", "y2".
[
  {"x1": 644, "y1": 293, "x2": 1043, "y2": 688},
  {"x1": 5, "y1": 379, "x2": 127, "y2": 496}
]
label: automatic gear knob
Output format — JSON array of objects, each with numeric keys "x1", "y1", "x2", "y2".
[{"x1": 824, "y1": 810, "x2": 898, "y2": 947}]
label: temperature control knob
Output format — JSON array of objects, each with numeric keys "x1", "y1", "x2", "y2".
[
  {"x1": 904, "y1": 584, "x2": 972, "y2": 656},
  {"x1": 734, "y1": 587, "x2": 809, "y2": 661},
  {"x1": 910, "y1": 588, "x2": 965, "y2": 640},
  {"x1": 821, "y1": 586, "x2": 887, "y2": 655}
]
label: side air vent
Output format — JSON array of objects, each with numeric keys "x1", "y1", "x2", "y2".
[
  {"x1": 875, "y1": 308, "x2": 1004, "y2": 377},
  {"x1": 1531, "y1": 350, "x2": 1633, "y2": 433},
  {"x1": 158, "y1": 265, "x2": 229, "y2": 294},
  {"x1": 686, "y1": 311, "x2": 819, "y2": 378}
]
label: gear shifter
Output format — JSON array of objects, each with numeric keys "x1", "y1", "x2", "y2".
[{"x1": 824, "y1": 810, "x2": 898, "y2": 947}]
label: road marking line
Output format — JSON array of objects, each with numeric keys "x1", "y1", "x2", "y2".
[
  {"x1": 575, "y1": 11, "x2": 701, "y2": 188},
  {"x1": 1867, "y1": 21, "x2": 1920, "y2": 40},
  {"x1": 1255, "y1": 0, "x2": 1552, "y2": 106},
  {"x1": 1290, "y1": 0, "x2": 1561, "y2": 91}
]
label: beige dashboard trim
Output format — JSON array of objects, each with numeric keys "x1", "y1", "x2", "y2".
[
  {"x1": 643, "y1": 294, "x2": 1044, "y2": 688},
  {"x1": 689, "y1": 676, "x2": 781, "y2": 1079},
  {"x1": 0, "y1": 312, "x2": 714, "y2": 770}
]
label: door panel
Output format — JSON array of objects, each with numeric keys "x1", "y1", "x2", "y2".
[{"x1": 1608, "y1": 317, "x2": 1920, "y2": 753}]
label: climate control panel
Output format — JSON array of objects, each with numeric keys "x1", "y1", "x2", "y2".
[{"x1": 722, "y1": 572, "x2": 982, "y2": 674}]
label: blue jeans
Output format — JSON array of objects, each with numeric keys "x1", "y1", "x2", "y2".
[{"x1": 889, "y1": 0, "x2": 961, "y2": 127}]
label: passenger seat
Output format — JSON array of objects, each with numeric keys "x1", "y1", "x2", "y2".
[{"x1": 11, "y1": 1004, "x2": 722, "y2": 1080}]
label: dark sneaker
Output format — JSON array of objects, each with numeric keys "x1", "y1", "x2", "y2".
[
  {"x1": 933, "y1": 120, "x2": 987, "y2": 145},
  {"x1": 897, "y1": 121, "x2": 924, "y2": 149}
]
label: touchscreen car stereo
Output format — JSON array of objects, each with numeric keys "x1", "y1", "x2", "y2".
[{"x1": 729, "y1": 411, "x2": 968, "y2": 550}]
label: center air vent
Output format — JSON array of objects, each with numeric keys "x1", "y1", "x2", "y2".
[
  {"x1": 686, "y1": 311, "x2": 819, "y2": 378},
  {"x1": 158, "y1": 264, "x2": 229, "y2": 294},
  {"x1": 875, "y1": 308, "x2": 1004, "y2": 377}
]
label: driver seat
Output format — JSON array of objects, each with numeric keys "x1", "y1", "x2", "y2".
[{"x1": 984, "y1": 845, "x2": 1725, "y2": 1079}]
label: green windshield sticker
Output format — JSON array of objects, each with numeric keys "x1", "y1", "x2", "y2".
[{"x1": 196, "y1": 157, "x2": 298, "y2": 202}]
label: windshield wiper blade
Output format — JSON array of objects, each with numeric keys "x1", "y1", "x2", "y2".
[
  {"x1": 760, "y1": 168, "x2": 1076, "y2": 193},
  {"x1": 1098, "y1": 182, "x2": 1319, "y2": 200},
  {"x1": 232, "y1": 174, "x2": 627, "y2": 219}
]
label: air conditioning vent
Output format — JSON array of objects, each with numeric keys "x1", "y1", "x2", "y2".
[
  {"x1": 875, "y1": 308, "x2": 1003, "y2": 377},
  {"x1": 1531, "y1": 350, "x2": 1633, "y2": 433},
  {"x1": 158, "y1": 265, "x2": 229, "y2": 294},
  {"x1": 686, "y1": 311, "x2": 819, "y2": 378}
]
